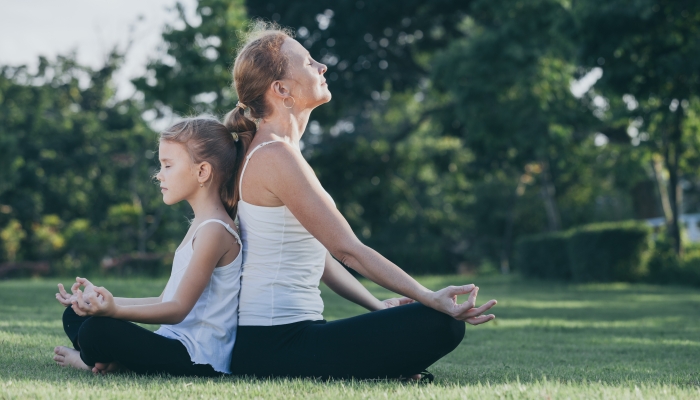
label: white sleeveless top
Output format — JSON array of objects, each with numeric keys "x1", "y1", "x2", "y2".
[
  {"x1": 155, "y1": 219, "x2": 242, "y2": 374},
  {"x1": 237, "y1": 141, "x2": 328, "y2": 326}
]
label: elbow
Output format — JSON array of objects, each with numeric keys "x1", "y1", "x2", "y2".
[
  {"x1": 332, "y1": 241, "x2": 367, "y2": 273},
  {"x1": 170, "y1": 313, "x2": 187, "y2": 325},
  {"x1": 163, "y1": 302, "x2": 190, "y2": 325}
]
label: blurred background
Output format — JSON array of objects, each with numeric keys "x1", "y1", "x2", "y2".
[{"x1": 0, "y1": 0, "x2": 698, "y2": 286}]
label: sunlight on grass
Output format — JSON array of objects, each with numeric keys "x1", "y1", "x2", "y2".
[{"x1": 1, "y1": 275, "x2": 699, "y2": 398}]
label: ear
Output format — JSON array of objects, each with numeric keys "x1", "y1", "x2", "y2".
[
  {"x1": 196, "y1": 162, "x2": 213, "y2": 185},
  {"x1": 270, "y1": 80, "x2": 292, "y2": 99}
]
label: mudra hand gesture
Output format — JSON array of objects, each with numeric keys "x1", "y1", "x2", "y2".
[
  {"x1": 428, "y1": 284, "x2": 496, "y2": 325},
  {"x1": 55, "y1": 277, "x2": 105, "y2": 310}
]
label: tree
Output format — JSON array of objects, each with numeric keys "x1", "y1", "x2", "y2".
[
  {"x1": 576, "y1": 0, "x2": 700, "y2": 254},
  {"x1": 0, "y1": 53, "x2": 185, "y2": 276}
]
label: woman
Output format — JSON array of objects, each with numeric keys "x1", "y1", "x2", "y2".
[{"x1": 227, "y1": 23, "x2": 497, "y2": 380}]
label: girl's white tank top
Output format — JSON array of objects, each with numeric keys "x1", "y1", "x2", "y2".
[
  {"x1": 237, "y1": 141, "x2": 328, "y2": 326},
  {"x1": 155, "y1": 219, "x2": 242, "y2": 374}
]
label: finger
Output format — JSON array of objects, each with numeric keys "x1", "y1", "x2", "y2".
[
  {"x1": 460, "y1": 299, "x2": 498, "y2": 319},
  {"x1": 397, "y1": 297, "x2": 415, "y2": 305},
  {"x1": 77, "y1": 277, "x2": 93, "y2": 288},
  {"x1": 464, "y1": 286, "x2": 479, "y2": 309},
  {"x1": 76, "y1": 290, "x2": 89, "y2": 310},
  {"x1": 55, "y1": 294, "x2": 71, "y2": 306},
  {"x1": 444, "y1": 284, "x2": 476, "y2": 297},
  {"x1": 70, "y1": 281, "x2": 80, "y2": 295},
  {"x1": 93, "y1": 286, "x2": 111, "y2": 299},
  {"x1": 58, "y1": 284, "x2": 70, "y2": 298},
  {"x1": 71, "y1": 303, "x2": 87, "y2": 317},
  {"x1": 466, "y1": 314, "x2": 495, "y2": 325}
]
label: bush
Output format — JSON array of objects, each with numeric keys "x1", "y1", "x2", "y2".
[
  {"x1": 516, "y1": 221, "x2": 651, "y2": 283},
  {"x1": 648, "y1": 238, "x2": 700, "y2": 287},
  {"x1": 681, "y1": 252, "x2": 700, "y2": 287},
  {"x1": 568, "y1": 221, "x2": 650, "y2": 282},
  {"x1": 515, "y1": 232, "x2": 571, "y2": 280}
]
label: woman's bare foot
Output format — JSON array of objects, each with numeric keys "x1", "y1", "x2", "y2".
[
  {"x1": 92, "y1": 361, "x2": 123, "y2": 375},
  {"x1": 53, "y1": 346, "x2": 90, "y2": 371}
]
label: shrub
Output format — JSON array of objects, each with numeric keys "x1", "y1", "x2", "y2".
[
  {"x1": 681, "y1": 251, "x2": 700, "y2": 287},
  {"x1": 649, "y1": 238, "x2": 700, "y2": 287},
  {"x1": 568, "y1": 221, "x2": 651, "y2": 282},
  {"x1": 515, "y1": 232, "x2": 571, "y2": 280}
]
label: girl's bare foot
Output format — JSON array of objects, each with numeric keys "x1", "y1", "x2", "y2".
[
  {"x1": 92, "y1": 362, "x2": 123, "y2": 375},
  {"x1": 53, "y1": 346, "x2": 90, "y2": 371}
]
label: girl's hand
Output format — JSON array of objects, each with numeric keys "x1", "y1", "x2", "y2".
[
  {"x1": 71, "y1": 287, "x2": 116, "y2": 318},
  {"x1": 380, "y1": 297, "x2": 415, "y2": 309},
  {"x1": 427, "y1": 284, "x2": 497, "y2": 325},
  {"x1": 55, "y1": 283, "x2": 76, "y2": 307},
  {"x1": 75, "y1": 277, "x2": 104, "y2": 304}
]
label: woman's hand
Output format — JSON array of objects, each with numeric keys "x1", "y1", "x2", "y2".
[
  {"x1": 380, "y1": 297, "x2": 415, "y2": 309},
  {"x1": 71, "y1": 286, "x2": 116, "y2": 318},
  {"x1": 427, "y1": 284, "x2": 497, "y2": 325}
]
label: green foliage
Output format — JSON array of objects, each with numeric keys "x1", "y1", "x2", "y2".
[
  {"x1": 515, "y1": 231, "x2": 571, "y2": 280},
  {"x1": 2, "y1": 0, "x2": 700, "y2": 277},
  {"x1": 648, "y1": 236, "x2": 700, "y2": 287},
  {"x1": 568, "y1": 221, "x2": 651, "y2": 282},
  {"x1": 516, "y1": 221, "x2": 651, "y2": 283},
  {"x1": 0, "y1": 54, "x2": 190, "y2": 277},
  {"x1": 134, "y1": 0, "x2": 248, "y2": 116}
]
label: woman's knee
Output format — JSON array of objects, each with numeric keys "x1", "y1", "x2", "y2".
[{"x1": 421, "y1": 306, "x2": 465, "y2": 351}]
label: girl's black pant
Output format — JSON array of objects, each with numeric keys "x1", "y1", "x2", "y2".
[
  {"x1": 61, "y1": 307, "x2": 220, "y2": 376},
  {"x1": 229, "y1": 302, "x2": 465, "y2": 379}
]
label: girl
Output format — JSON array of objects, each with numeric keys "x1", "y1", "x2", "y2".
[{"x1": 53, "y1": 117, "x2": 247, "y2": 376}]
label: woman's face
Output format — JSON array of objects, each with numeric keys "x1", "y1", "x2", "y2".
[{"x1": 280, "y1": 38, "x2": 331, "y2": 108}]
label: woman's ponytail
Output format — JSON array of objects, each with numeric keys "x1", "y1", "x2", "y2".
[{"x1": 222, "y1": 105, "x2": 256, "y2": 217}]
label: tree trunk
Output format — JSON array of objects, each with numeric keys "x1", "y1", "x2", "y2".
[
  {"x1": 539, "y1": 160, "x2": 561, "y2": 232},
  {"x1": 664, "y1": 107, "x2": 684, "y2": 255},
  {"x1": 500, "y1": 179, "x2": 522, "y2": 274},
  {"x1": 651, "y1": 156, "x2": 673, "y2": 222}
]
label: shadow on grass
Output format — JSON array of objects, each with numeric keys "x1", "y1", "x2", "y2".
[{"x1": 1, "y1": 276, "x2": 699, "y2": 388}]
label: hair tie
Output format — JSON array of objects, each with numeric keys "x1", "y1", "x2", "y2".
[
  {"x1": 231, "y1": 131, "x2": 239, "y2": 142},
  {"x1": 236, "y1": 101, "x2": 247, "y2": 110}
]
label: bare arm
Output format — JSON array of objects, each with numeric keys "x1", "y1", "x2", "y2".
[
  {"x1": 259, "y1": 144, "x2": 496, "y2": 324},
  {"x1": 321, "y1": 252, "x2": 385, "y2": 311},
  {"x1": 114, "y1": 296, "x2": 162, "y2": 306},
  {"x1": 71, "y1": 224, "x2": 238, "y2": 325},
  {"x1": 57, "y1": 278, "x2": 162, "y2": 307}
]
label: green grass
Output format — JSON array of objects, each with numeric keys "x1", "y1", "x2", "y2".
[{"x1": 1, "y1": 275, "x2": 699, "y2": 399}]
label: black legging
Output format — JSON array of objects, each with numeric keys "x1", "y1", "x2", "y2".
[
  {"x1": 229, "y1": 302, "x2": 465, "y2": 379},
  {"x1": 61, "y1": 307, "x2": 220, "y2": 376}
]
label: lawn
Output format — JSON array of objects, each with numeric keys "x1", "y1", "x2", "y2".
[{"x1": 1, "y1": 275, "x2": 699, "y2": 399}]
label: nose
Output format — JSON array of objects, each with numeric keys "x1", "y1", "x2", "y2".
[
  {"x1": 156, "y1": 170, "x2": 164, "y2": 182},
  {"x1": 319, "y1": 63, "x2": 327, "y2": 74}
]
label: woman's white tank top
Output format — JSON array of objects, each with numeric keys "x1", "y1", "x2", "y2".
[
  {"x1": 237, "y1": 141, "x2": 327, "y2": 326},
  {"x1": 155, "y1": 219, "x2": 242, "y2": 374}
]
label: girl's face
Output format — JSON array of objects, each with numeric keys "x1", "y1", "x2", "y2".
[
  {"x1": 155, "y1": 140, "x2": 200, "y2": 205},
  {"x1": 279, "y1": 38, "x2": 331, "y2": 108}
]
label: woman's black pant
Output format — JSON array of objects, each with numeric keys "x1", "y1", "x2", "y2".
[
  {"x1": 62, "y1": 307, "x2": 220, "y2": 376},
  {"x1": 229, "y1": 302, "x2": 465, "y2": 379}
]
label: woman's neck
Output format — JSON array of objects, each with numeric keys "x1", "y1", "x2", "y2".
[{"x1": 256, "y1": 107, "x2": 312, "y2": 149}]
